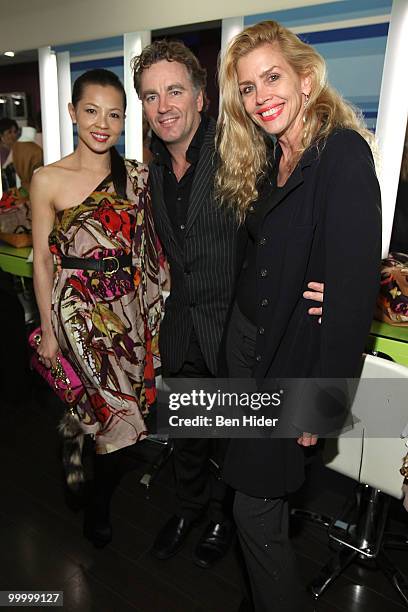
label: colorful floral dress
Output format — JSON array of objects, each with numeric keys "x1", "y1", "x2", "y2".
[{"x1": 48, "y1": 160, "x2": 163, "y2": 454}]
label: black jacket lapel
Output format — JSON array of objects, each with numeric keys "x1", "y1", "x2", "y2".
[
  {"x1": 185, "y1": 119, "x2": 216, "y2": 234},
  {"x1": 257, "y1": 164, "x2": 304, "y2": 224},
  {"x1": 256, "y1": 142, "x2": 320, "y2": 222}
]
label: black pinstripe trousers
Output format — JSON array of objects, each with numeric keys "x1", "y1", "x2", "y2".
[{"x1": 165, "y1": 330, "x2": 230, "y2": 524}]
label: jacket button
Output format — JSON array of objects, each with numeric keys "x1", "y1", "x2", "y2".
[
  {"x1": 190, "y1": 301, "x2": 196, "y2": 308},
  {"x1": 255, "y1": 354, "x2": 262, "y2": 362},
  {"x1": 259, "y1": 237, "x2": 267, "y2": 246},
  {"x1": 180, "y1": 224, "x2": 186, "y2": 230},
  {"x1": 260, "y1": 268, "x2": 268, "y2": 278},
  {"x1": 184, "y1": 268, "x2": 191, "y2": 275},
  {"x1": 258, "y1": 326, "x2": 265, "y2": 335},
  {"x1": 242, "y1": 260, "x2": 248, "y2": 270},
  {"x1": 261, "y1": 298, "x2": 269, "y2": 307}
]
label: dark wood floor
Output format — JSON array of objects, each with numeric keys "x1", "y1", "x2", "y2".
[{"x1": 0, "y1": 379, "x2": 407, "y2": 612}]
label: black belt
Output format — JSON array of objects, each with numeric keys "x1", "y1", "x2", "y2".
[{"x1": 60, "y1": 254, "x2": 132, "y2": 275}]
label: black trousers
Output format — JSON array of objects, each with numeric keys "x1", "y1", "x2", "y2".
[
  {"x1": 234, "y1": 493, "x2": 314, "y2": 612},
  {"x1": 164, "y1": 330, "x2": 229, "y2": 524},
  {"x1": 226, "y1": 304, "x2": 312, "y2": 612}
]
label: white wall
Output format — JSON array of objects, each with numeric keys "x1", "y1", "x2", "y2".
[{"x1": 0, "y1": 0, "x2": 339, "y2": 51}]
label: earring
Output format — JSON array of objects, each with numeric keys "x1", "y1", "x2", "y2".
[{"x1": 302, "y1": 94, "x2": 309, "y2": 126}]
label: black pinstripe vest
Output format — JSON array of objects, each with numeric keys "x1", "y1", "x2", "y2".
[{"x1": 149, "y1": 118, "x2": 238, "y2": 374}]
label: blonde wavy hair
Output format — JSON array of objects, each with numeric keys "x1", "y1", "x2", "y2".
[{"x1": 215, "y1": 20, "x2": 375, "y2": 223}]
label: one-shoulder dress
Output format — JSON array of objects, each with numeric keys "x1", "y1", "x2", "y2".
[{"x1": 48, "y1": 160, "x2": 163, "y2": 454}]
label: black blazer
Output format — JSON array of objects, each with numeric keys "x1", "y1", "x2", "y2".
[
  {"x1": 149, "y1": 118, "x2": 237, "y2": 374},
  {"x1": 222, "y1": 128, "x2": 382, "y2": 498}
]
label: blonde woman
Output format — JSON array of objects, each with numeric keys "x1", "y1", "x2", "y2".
[{"x1": 216, "y1": 21, "x2": 381, "y2": 611}]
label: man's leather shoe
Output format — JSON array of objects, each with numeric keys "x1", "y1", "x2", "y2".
[
  {"x1": 151, "y1": 515, "x2": 192, "y2": 560},
  {"x1": 193, "y1": 520, "x2": 233, "y2": 569}
]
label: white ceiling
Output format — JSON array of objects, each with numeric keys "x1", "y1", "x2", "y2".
[
  {"x1": 0, "y1": 0, "x2": 77, "y2": 15},
  {"x1": 0, "y1": 0, "x2": 340, "y2": 52}
]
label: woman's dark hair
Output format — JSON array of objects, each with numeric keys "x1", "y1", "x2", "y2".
[
  {"x1": 0, "y1": 117, "x2": 19, "y2": 136},
  {"x1": 72, "y1": 69, "x2": 127, "y2": 198}
]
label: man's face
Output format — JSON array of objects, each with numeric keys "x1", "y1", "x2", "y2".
[{"x1": 140, "y1": 60, "x2": 203, "y2": 150}]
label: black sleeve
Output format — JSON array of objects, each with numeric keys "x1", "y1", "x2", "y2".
[{"x1": 320, "y1": 130, "x2": 382, "y2": 378}]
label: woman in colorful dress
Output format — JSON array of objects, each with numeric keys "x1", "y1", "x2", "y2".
[{"x1": 31, "y1": 69, "x2": 163, "y2": 547}]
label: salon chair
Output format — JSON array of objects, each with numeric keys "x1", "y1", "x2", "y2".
[
  {"x1": 292, "y1": 354, "x2": 408, "y2": 607},
  {"x1": 139, "y1": 374, "x2": 174, "y2": 488},
  {"x1": 139, "y1": 374, "x2": 222, "y2": 488},
  {"x1": 139, "y1": 291, "x2": 174, "y2": 489},
  {"x1": 139, "y1": 435, "x2": 174, "y2": 488},
  {"x1": 139, "y1": 439, "x2": 221, "y2": 489}
]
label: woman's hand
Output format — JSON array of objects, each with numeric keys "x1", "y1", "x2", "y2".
[
  {"x1": 37, "y1": 330, "x2": 60, "y2": 369},
  {"x1": 297, "y1": 432, "x2": 318, "y2": 446}
]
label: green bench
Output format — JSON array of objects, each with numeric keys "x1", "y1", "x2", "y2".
[
  {"x1": 0, "y1": 240, "x2": 33, "y2": 278},
  {"x1": 367, "y1": 319, "x2": 408, "y2": 368}
]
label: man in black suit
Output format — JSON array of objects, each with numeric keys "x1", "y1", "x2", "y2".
[{"x1": 132, "y1": 40, "x2": 324, "y2": 569}]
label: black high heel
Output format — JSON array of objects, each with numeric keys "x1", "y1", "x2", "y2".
[
  {"x1": 82, "y1": 453, "x2": 117, "y2": 548},
  {"x1": 82, "y1": 448, "x2": 127, "y2": 548},
  {"x1": 83, "y1": 510, "x2": 112, "y2": 548}
]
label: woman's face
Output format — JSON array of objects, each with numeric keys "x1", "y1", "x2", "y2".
[
  {"x1": 69, "y1": 84, "x2": 124, "y2": 153},
  {"x1": 1, "y1": 125, "x2": 19, "y2": 148},
  {"x1": 236, "y1": 43, "x2": 311, "y2": 143}
]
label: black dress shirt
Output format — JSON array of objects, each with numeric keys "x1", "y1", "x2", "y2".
[{"x1": 150, "y1": 114, "x2": 209, "y2": 247}]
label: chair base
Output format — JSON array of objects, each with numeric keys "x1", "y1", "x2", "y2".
[
  {"x1": 139, "y1": 438, "x2": 174, "y2": 488},
  {"x1": 310, "y1": 546, "x2": 408, "y2": 607},
  {"x1": 292, "y1": 485, "x2": 408, "y2": 608},
  {"x1": 290, "y1": 507, "x2": 337, "y2": 530}
]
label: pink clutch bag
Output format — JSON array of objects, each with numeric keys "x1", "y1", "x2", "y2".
[{"x1": 28, "y1": 327, "x2": 84, "y2": 405}]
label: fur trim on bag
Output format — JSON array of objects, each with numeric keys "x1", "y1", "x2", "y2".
[{"x1": 58, "y1": 411, "x2": 85, "y2": 491}]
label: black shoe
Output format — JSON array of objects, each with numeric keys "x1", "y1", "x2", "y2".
[
  {"x1": 237, "y1": 598, "x2": 254, "y2": 612},
  {"x1": 193, "y1": 520, "x2": 233, "y2": 569},
  {"x1": 82, "y1": 489, "x2": 112, "y2": 549},
  {"x1": 151, "y1": 515, "x2": 192, "y2": 560},
  {"x1": 83, "y1": 514, "x2": 112, "y2": 548}
]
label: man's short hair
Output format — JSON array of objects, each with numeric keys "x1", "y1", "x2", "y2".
[
  {"x1": 132, "y1": 39, "x2": 208, "y2": 109},
  {"x1": 0, "y1": 118, "x2": 18, "y2": 136}
]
